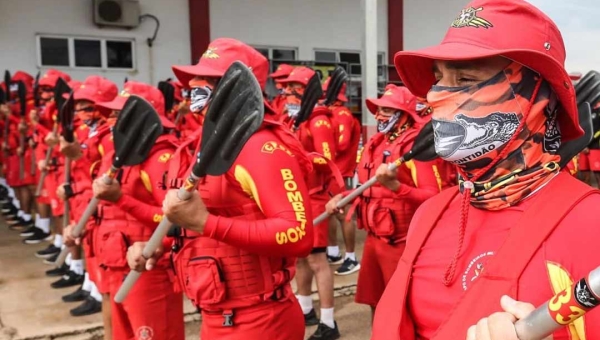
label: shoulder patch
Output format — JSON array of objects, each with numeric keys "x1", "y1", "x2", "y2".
[
  {"x1": 314, "y1": 119, "x2": 331, "y2": 128},
  {"x1": 158, "y1": 153, "x2": 171, "y2": 163}
]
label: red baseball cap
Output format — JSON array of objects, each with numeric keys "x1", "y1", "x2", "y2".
[
  {"x1": 172, "y1": 38, "x2": 269, "y2": 90},
  {"x1": 322, "y1": 76, "x2": 348, "y2": 102},
  {"x1": 277, "y1": 66, "x2": 315, "y2": 87},
  {"x1": 96, "y1": 81, "x2": 175, "y2": 129},
  {"x1": 72, "y1": 76, "x2": 118, "y2": 104},
  {"x1": 39, "y1": 69, "x2": 71, "y2": 87},
  {"x1": 270, "y1": 64, "x2": 294, "y2": 79},
  {"x1": 393, "y1": 0, "x2": 581, "y2": 141},
  {"x1": 366, "y1": 84, "x2": 423, "y2": 123},
  {"x1": 69, "y1": 80, "x2": 82, "y2": 90},
  {"x1": 11, "y1": 71, "x2": 34, "y2": 94}
]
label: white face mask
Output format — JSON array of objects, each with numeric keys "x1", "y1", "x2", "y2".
[
  {"x1": 189, "y1": 85, "x2": 212, "y2": 113},
  {"x1": 377, "y1": 111, "x2": 401, "y2": 133}
]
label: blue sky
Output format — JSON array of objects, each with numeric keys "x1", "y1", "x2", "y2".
[{"x1": 527, "y1": 0, "x2": 600, "y2": 74}]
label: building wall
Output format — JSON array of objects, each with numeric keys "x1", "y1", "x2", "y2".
[
  {"x1": 209, "y1": 0, "x2": 389, "y2": 62},
  {"x1": 0, "y1": 0, "x2": 191, "y2": 85},
  {"x1": 403, "y1": 0, "x2": 466, "y2": 51}
]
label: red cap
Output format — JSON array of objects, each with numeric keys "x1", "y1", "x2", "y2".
[
  {"x1": 72, "y1": 76, "x2": 118, "y2": 104},
  {"x1": 569, "y1": 72, "x2": 582, "y2": 82},
  {"x1": 322, "y1": 76, "x2": 348, "y2": 102},
  {"x1": 393, "y1": 0, "x2": 581, "y2": 141},
  {"x1": 38, "y1": 69, "x2": 71, "y2": 87},
  {"x1": 11, "y1": 71, "x2": 34, "y2": 94},
  {"x1": 277, "y1": 66, "x2": 315, "y2": 86},
  {"x1": 96, "y1": 81, "x2": 175, "y2": 129},
  {"x1": 68, "y1": 80, "x2": 82, "y2": 90},
  {"x1": 366, "y1": 84, "x2": 423, "y2": 123},
  {"x1": 270, "y1": 64, "x2": 294, "y2": 79},
  {"x1": 172, "y1": 38, "x2": 269, "y2": 90}
]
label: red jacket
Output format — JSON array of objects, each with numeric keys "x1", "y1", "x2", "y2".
[
  {"x1": 372, "y1": 172, "x2": 600, "y2": 340},
  {"x1": 330, "y1": 104, "x2": 361, "y2": 178}
]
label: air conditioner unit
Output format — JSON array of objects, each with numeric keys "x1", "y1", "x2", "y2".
[{"x1": 94, "y1": 0, "x2": 141, "y2": 28}]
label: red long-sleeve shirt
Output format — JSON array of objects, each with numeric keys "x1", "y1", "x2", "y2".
[{"x1": 331, "y1": 104, "x2": 361, "y2": 178}]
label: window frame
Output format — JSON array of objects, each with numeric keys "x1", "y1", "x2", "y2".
[
  {"x1": 250, "y1": 45, "x2": 298, "y2": 61},
  {"x1": 36, "y1": 34, "x2": 136, "y2": 71}
]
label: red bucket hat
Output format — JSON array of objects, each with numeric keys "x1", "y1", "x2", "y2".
[
  {"x1": 39, "y1": 69, "x2": 72, "y2": 87},
  {"x1": 96, "y1": 81, "x2": 175, "y2": 129},
  {"x1": 277, "y1": 66, "x2": 315, "y2": 87},
  {"x1": 393, "y1": 0, "x2": 581, "y2": 141},
  {"x1": 322, "y1": 76, "x2": 348, "y2": 102},
  {"x1": 172, "y1": 38, "x2": 269, "y2": 90},
  {"x1": 366, "y1": 84, "x2": 423, "y2": 123},
  {"x1": 72, "y1": 76, "x2": 118, "y2": 104},
  {"x1": 270, "y1": 64, "x2": 294, "y2": 79},
  {"x1": 10, "y1": 71, "x2": 34, "y2": 94}
]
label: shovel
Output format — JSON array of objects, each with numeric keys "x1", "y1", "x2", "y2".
[
  {"x1": 70, "y1": 95, "x2": 164, "y2": 239},
  {"x1": 17, "y1": 81, "x2": 26, "y2": 181},
  {"x1": 514, "y1": 101, "x2": 595, "y2": 340},
  {"x1": 61, "y1": 93, "x2": 75, "y2": 229},
  {"x1": 323, "y1": 67, "x2": 348, "y2": 107},
  {"x1": 313, "y1": 121, "x2": 437, "y2": 225},
  {"x1": 292, "y1": 73, "x2": 323, "y2": 131},
  {"x1": 35, "y1": 78, "x2": 71, "y2": 196},
  {"x1": 114, "y1": 61, "x2": 264, "y2": 303},
  {"x1": 30, "y1": 72, "x2": 41, "y2": 177},
  {"x1": 1, "y1": 71, "x2": 9, "y2": 158}
]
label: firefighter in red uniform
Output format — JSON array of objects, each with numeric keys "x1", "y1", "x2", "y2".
[
  {"x1": 327, "y1": 84, "x2": 440, "y2": 318},
  {"x1": 278, "y1": 66, "x2": 342, "y2": 339},
  {"x1": 126, "y1": 38, "x2": 314, "y2": 340},
  {"x1": 321, "y1": 76, "x2": 363, "y2": 275},
  {"x1": 269, "y1": 63, "x2": 294, "y2": 116},
  {"x1": 80, "y1": 81, "x2": 184, "y2": 340},
  {"x1": 58, "y1": 76, "x2": 118, "y2": 321},
  {"x1": 371, "y1": 0, "x2": 600, "y2": 339}
]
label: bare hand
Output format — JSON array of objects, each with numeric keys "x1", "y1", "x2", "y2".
[
  {"x1": 466, "y1": 295, "x2": 551, "y2": 340},
  {"x1": 18, "y1": 121, "x2": 28, "y2": 134},
  {"x1": 325, "y1": 194, "x2": 344, "y2": 215},
  {"x1": 29, "y1": 109, "x2": 39, "y2": 123},
  {"x1": 63, "y1": 224, "x2": 82, "y2": 246},
  {"x1": 582, "y1": 147, "x2": 590, "y2": 155},
  {"x1": 375, "y1": 163, "x2": 400, "y2": 191},
  {"x1": 92, "y1": 177, "x2": 122, "y2": 203},
  {"x1": 38, "y1": 159, "x2": 48, "y2": 171},
  {"x1": 0, "y1": 104, "x2": 9, "y2": 118},
  {"x1": 127, "y1": 242, "x2": 164, "y2": 272},
  {"x1": 59, "y1": 137, "x2": 82, "y2": 159},
  {"x1": 162, "y1": 189, "x2": 209, "y2": 233},
  {"x1": 56, "y1": 183, "x2": 66, "y2": 201},
  {"x1": 16, "y1": 146, "x2": 23, "y2": 156},
  {"x1": 44, "y1": 132, "x2": 59, "y2": 147}
]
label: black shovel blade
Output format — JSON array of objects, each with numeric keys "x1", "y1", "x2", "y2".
[
  {"x1": 4, "y1": 70, "x2": 11, "y2": 103},
  {"x1": 324, "y1": 67, "x2": 348, "y2": 106},
  {"x1": 404, "y1": 121, "x2": 438, "y2": 162},
  {"x1": 54, "y1": 77, "x2": 71, "y2": 112},
  {"x1": 158, "y1": 81, "x2": 175, "y2": 113},
  {"x1": 112, "y1": 95, "x2": 164, "y2": 167},
  {"x1": 0, "y1": 87, "x2": 4, "y2": 105},
  {"x1": 574, "y1": 71, "x2": 600, "y2": 93},
  {"x1": 576, "y1": 79, "x2": 600, "y2": 106},
  {"x1": 33, "y1": 72, "x2": 41, "y2": 107},
  {"x1": 558, "y1": 102, "x2": 593, "y2": 169},
  {"x1": 293, "y1": 73, "x2": 323, "y2": 129},
  {"x1": 17, "y1": 81, "x2": 26, "y2": 117},
  {"x1": 60, "y1": 93, "x2": 75, "y2": 143},
  {"x1": 196, "y1": 61, "x2": 264, "y2": 177}
]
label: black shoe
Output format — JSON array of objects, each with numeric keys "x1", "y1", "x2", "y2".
[
  {"x1": 308, "y1": 322, "x2": 340, "y2": 340},
  {"x1": 43, "y1": 252, "x2": 59, "y2": 265},
  {"x1": 1, "y1": 201, "x2": 17, "y2": 214},
  {"x1": 327, "y1": 254, "x2": 344, "y2": 265},
  {"x1": 35, "y1": 244, "x2": 60, "y2": 259},
  {"x1": 23, "y1": 228, "x2": 52, "y2": 244},
  {"x1": 62, "y1": 286, "x2": 89, "y2": 303},
  {"x1": 304, "y1": 308, "x2": 320, "y2": 326},
  {"x1": 70, "y1": 297, "x2": 101, "y2": 317},
  {"x1": 19, "y1": 224, "x2": 37, "y2": 237},
  {"x1": 51, "y1": 271, "x2": 84, "y2": 289},
  {"x1": 0, "y1": 186, "x2": 9, "y2": 203},
  {"x1": 334, "y1": 257, "x2": 361, "y2": 276},
  {"x1": 46, "y1": 263, "x2": 69, "y2": 277}
]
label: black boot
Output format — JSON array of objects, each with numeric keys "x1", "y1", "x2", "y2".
[
  {"x1": 70, "y1": 297, "x2": 102, "y2": 317},
  {"x1": 51, "y1": 270, "x2": 84, "y2": 289},
  {"x1": 308, "y1": 322, "x2": 340, "y2": 340},
  {"x1": 62, "y1": 286, "x2": 89, "y2": 303}
]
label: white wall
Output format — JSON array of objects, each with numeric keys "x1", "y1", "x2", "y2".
[
  {"x1": 210, "y1": 0, "x2": 388, "y2": 62},
  {"x1": 403, "y1": 0, "x2": 467, "y2": 51},
  {"x1": 0, "y1": 0, "x2": 190, "y2": 86}
]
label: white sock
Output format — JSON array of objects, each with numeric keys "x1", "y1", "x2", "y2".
[
  {"x1": 327, "y1": 246, "x2": 340, "y2": 257},
  {"x1": 82, "y1": 272, "x2": 92, "y2": 292},
  {"x1": 321, "y1": 307, "x2": 335, "y2": 329},
  {"x1": 38, "y1": 218, "x2": 50, "y2": 233},
  {"x1": 298, "y1": 295, "x2": 313, "y2": 314},
  {"x1": 22, "y1": 213, "x2": 31, "y2": 221},
  {"x1": 12, "y1": 199, "x2": 20, "y2": 209},
  {"x1": 8, "y1": 188, "x2": 16, "y2": 199},
  {"x1": 53, "y1": 234, "x2": 63, "y2": 248},
  {"x1": 65, "y1": 253, "x2": 72, "y2": 266},
  {"x1": 345, "y1": 252, "x2": 356, "y2": 261},
  {"x1": 0, "y1": 178, "x2": 6, "y2": 185},
  {"x1": 17, "y1": 210, "x2": 24, "y2": 218},
  {"x1": 70, "y1": 259, "x2": 84, "y2": 275},
  {"x1": 90, "y1": 283, "x2": 102, "y2": 302}
]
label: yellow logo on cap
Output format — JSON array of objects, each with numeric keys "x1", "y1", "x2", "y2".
[
  {"x1": 202, "y1": 47, "x2": 220, "y2": 59},
  {"x1": 119, "y1": 90, "x2": 130, "y2": 97},
  {"x1": 384, "y1": 89, "x2": 393, "y2": 96},
  {"x1": 451, "y1": 7, "x2": 493, "y2": 29}
]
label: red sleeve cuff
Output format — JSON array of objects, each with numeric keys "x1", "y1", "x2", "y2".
[{"x1": 202, "y1": 213, "x2": 218, "y2": 238}]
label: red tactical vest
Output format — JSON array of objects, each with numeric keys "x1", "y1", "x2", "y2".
[
  {"x1": 352, "y1": 129, "x2": 422, "y2": 243},
  {"x1": 370, "y1": 172, "x2": 597, "y2": 340}
]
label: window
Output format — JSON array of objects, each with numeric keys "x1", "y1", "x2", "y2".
[
  {"x1": 37, "y1": 35, "x2": 135, "y2": 70},
  {"x1": 314, "y1": 50, "x2": 386, "y2": 77},
  {"x1": 251, "y1": 46, "x2": 298, "y2": 61}
]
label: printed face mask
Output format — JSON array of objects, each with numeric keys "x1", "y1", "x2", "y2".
[
  {"x1": 189, "y1": 79, "x2": 213, "y2": 113},
  {"x1": 284, "y1": 86, "x2": 305, "y2": 118},
  {"x1": 376, "y1": 111, "x2": 401, "y2": 133}
]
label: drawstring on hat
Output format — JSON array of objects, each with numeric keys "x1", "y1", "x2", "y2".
[{"x1": 442, "y1": 76, "x2": 544, "y2": 286}]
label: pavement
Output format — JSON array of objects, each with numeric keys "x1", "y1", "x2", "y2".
[{"x1": 0, "y1": 217, "x2": 371, "y2": 339}]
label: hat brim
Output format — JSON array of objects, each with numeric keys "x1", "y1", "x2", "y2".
[
  {"x1": 69, "y1": 89, "x2": 97, "y2": 103},
  {"x1": 96, "y1": 96, "x2": 175, "y2": 128},
  {"x1": 270, "y1": 70, "x2": 290, "y2": 79},
  {"x1": 172, "y1": 64, "x2": 224, "y2": 89},
  {"x1": 394, "y1": 41, "x2": 582, "y2": 141}
]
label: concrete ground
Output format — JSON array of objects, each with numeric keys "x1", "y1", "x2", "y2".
[{"x1": 0, "y1": 217, "x2": 371, "y2": 340}]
